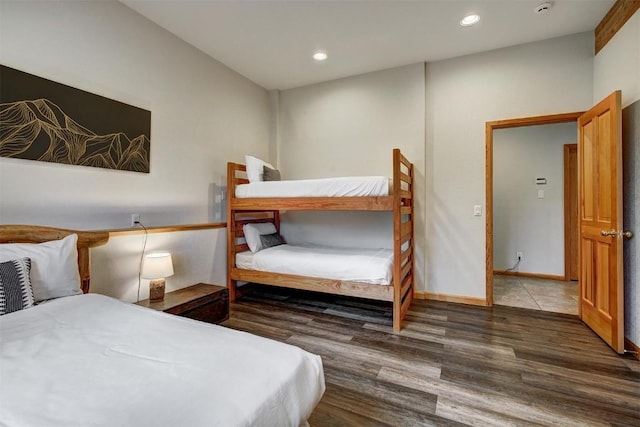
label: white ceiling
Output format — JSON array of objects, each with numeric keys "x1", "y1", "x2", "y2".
[{"x1": 121, "y1": 0, "x2": 614, "y2": 90}]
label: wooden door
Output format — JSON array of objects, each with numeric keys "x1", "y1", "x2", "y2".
[
  {"x1": 578, "y1": 91, "x2": 624, "y2": 353},
  {"x1": 564, "y1": 144, "x2": 578, "y2": 281}
]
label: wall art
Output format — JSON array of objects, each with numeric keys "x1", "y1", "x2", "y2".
[{"x1": 0, "y1": 65, "x2": 150, "y2": 173}]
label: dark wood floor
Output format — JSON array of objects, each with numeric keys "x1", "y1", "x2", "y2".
[{"x1": 222, "y1": 285, "x2": 640, "y2": 426}]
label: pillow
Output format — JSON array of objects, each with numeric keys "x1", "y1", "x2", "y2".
[
  {"x1": 263, "y1": 165, "x2": 281, "y2": 181},
  {"x1": 0, "y1": 234, "x2": 81, "y2": 302},
  {"x1": 243, "y1": 223, "x2": 277, "y2": 252},
  {"x1": 259, "y1": 232, "x2": 284, "y2": 249},
  {"x1": 0, "y1": 257, "x2": 35, "y2": 315},
  {"x1": 245, "y1": 155, "x2": 275, "y2": 183}
]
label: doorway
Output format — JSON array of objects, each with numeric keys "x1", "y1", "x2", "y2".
[
  {"x1": 485, "y1": 112, "x2": 583, "y2": 307},
  {"x1": 487, "y1": 93, "x2": 626, "y2": 353}
]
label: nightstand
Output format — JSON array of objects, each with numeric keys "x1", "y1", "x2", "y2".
[{"x1": 136, "y1": 283, "x2": 229, "y2": 324}]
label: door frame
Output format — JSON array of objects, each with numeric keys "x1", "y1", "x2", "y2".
[
  {"x1": 563, "y1": 143, "x2": 579, "y2": 281},
  {"x1": 485, "y1": 112, "x2": 584, "y2": 306}
]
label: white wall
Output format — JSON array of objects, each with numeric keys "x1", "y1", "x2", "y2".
[
  {"x1": 276, "y1": 34, "x2": 593, "y2": 299},
  {"x1": 90, "y1": 228, "x2": 227, "y2": 301},
  {"x1": 622, "y1": 100, "x2": 640, "y2": 349},
  {"x1": 426, "y1": 33, "x2": 594, "y2": 299},
  {"x1": 277, "y1": 64, "x2": 426, "y2": 290},
  {"x1": 0, "y1": 1, "x2": 270, "y2": 300},
  {"x1": 592, "y1": 10, "x2": 640, "y2": 347},
  {"x1": 493, "y1": 123, "x2": 577, "y2": 276},
  {"x1": 593, "y1": 11, "x2": 640, "y2": 107}
]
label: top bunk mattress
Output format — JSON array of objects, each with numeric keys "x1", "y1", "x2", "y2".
[{"x1": 235, "y1": 176, "x2": 389, "y2": 198}]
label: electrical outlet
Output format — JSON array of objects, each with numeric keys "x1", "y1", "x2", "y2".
[
  {"x1": 131, "y1": 213, "x2": 140, "y2": 227},
  {"x1": 516, "y1": 251, "x2": 523, "y2": 261}
]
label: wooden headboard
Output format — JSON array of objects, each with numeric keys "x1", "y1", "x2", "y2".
[{"x1": 0, "y1": 225, "x2": 109, "y2": 293}]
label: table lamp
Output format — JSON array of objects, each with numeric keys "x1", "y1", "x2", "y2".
[{"x1": 142, "y1": 252, "x2": 174, "y2": 301}]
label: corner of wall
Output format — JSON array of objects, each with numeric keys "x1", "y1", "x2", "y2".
[{"x1": 268, "y1": 90, "x2": 281, "y2": 166}]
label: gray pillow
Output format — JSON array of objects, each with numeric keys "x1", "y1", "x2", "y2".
[
  {"x1": 0, "y1": 257, "x2": 35, "y2": 315},
  {"x1": 259, "y1": 232, "x2": 284, "y2": 249},
  {"x1": 263, "y1": 165, "x2": 281, "y2": 181}
]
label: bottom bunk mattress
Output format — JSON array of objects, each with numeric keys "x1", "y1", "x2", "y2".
[
  {"x1": 0, "y1": 293, "x2": 325, "y2": 427},
  {"x1": 236, "y1": 244, "x2": 393, "y2": 285}
]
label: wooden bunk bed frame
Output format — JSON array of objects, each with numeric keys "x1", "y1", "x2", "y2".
[{"x1": 226, "y1": 149, "x2": 414, "y2": 332}]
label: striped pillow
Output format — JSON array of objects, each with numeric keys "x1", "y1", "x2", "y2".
[{"x1": 0, "y1": 257, "x2": 35, "y2": 315}]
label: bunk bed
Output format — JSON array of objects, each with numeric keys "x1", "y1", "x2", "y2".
[{"x1": 226, "y1": 149, "x2": 414, "y2": 332}]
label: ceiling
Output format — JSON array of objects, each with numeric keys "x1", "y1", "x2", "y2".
[{"x1": 121, "y1": 0, "x2": 614, "y2": 91}]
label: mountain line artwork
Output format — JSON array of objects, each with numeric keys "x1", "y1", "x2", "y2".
[{"x1": 0, "y1": 66, "x2": 150, "y2": 173}]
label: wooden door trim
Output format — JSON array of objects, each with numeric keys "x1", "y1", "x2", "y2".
[
  {"x1": 564, "y1": 144, "x2": 578, "y2": 281},
  {"x1": 564, "y1": 144, "x2": 571, "y2": 280},
  {"x1": 485, "y1": 111, "x2": 584, "y2": 306}
]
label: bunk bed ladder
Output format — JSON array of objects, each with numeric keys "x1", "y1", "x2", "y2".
[
  {"x1": 227, "y1": 161, "x2": 280, "y2": 301},
  {"x1": 227, "y1": 161, "x2": 240, "y2": 301},
  {"x1": 392, "y1": 148, "x2": 414, "y2": 333}
]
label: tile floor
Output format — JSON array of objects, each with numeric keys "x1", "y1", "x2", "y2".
[{"x1": 494, "y1": 274, "x2": 579, "y2": 315}]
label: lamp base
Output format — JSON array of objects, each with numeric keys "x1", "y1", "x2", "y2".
[{"x1": 149, "y1": 279, "x2": 165, "y2": 301}]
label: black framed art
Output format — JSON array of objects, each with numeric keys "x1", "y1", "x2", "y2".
[{"x1": 0, "y1": 65, "x2": 151, "y2": 173}]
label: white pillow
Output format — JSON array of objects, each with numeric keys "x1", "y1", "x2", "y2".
[
  {"x1": 0, "y1": 234, "x2": 82, "y2": 302},
  {"x1": 245, "y1": 155, "x2": 275, "y2": 183},
  {"x1": 243, "y1": 223, "x2": 277, "y2": 252}
]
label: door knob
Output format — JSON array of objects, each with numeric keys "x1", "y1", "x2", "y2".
[{"x1": 600, "y1": 229, "x2": 634, "y2": 239}]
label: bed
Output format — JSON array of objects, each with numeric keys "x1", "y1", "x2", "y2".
[
  {"x1": 236, "y1": 244, "x2": 394, "y2": 285},
  {"x1": 227, "y1": 149, "x2": 414, "y2": 332},
  {"x1": 0, "y1": 225, "x2": 325, "y2": 427},
  {"x1": 235, "y1": 175, "x2": 389, "y2": 198}
]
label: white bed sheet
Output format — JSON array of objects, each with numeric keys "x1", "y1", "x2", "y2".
[
  {"x1": 236, "y1": 244, "x2": 393, "y2": 285},
  {"x1": 235, "y1": 176, "x2": 389, "y2": 198},
  {"x1": 0, "y1": 294, "x2": 325, "y2": 427},
  {"x1": 236, "y1": 250, "x2": 255, "y2": 270}
]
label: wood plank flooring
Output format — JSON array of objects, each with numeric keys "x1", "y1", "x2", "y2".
[{"x1": 221, "y1": 285, "x2": 640, "y2": 426}]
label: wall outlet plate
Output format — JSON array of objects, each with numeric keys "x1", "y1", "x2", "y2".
[
  {"x1": 131, "y1": 213, "x2": 140, "y2": 227},
  {"x1": 516, "y1": 251, "x2": 523, "y2": 260}
]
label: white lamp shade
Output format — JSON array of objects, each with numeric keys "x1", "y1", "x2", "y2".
[{"x1": 142, "y1": 252, "x2": 174, "y2": 280}]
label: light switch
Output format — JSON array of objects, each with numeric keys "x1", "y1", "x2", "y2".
[
  {"x1": 473, "y1": 205, "x2": 482, "y2": 216},
  {"x1": 537, "y1": 189, "x2": 544, "y2": 199}
]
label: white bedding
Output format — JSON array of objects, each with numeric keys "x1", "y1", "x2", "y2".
[
  {"x1": 235, "y1": 176, "x2": 389, "y2": 198},
  {"x1": 0, "y1": 294, "x2": 325, "y2": 427},
  {"x1": 236, "y1": 249, "x2": 255, "y2": 270},
  {"x1": 236, "y1": 244, "x2": 393, "y2": 285}
]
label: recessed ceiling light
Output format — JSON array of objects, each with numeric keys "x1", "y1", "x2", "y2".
[
  {"x1": 460, "y1": 14, "x2": 480, "y2": 27},
  {"x1": 313, "y1": 51, "x2": 328, "y2": 61}
]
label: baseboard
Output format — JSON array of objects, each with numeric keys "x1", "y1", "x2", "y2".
[
  {"x1": 416, "y1": 291, "x2": 486, "y2": 306},
  {"x1": 625, "y1": 338, "x2": 640, "y2": 360},
  {"x1": 494, "y1": 270, "x2": 567, "y2": 281},
  {"x1": 413, "y1": 291, "x2": 427, "y2": 300}
]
